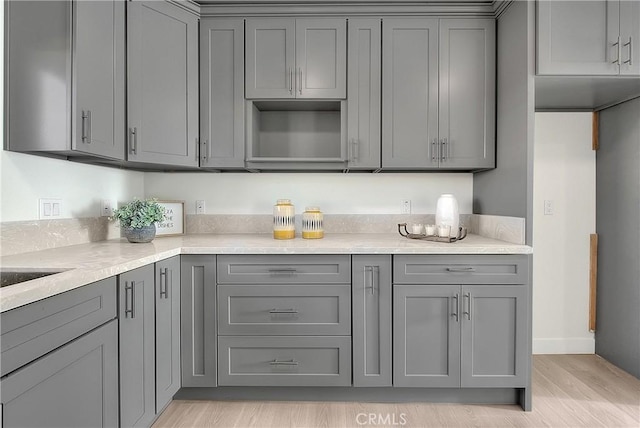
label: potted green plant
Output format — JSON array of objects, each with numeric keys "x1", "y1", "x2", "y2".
[{"x1": 111, "y1": 198, "x2": 166, "y2": 243}]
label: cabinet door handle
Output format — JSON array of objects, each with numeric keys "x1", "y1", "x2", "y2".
[
  {"x1": 365, "y1": 265, "x2": 377, "y2": 295},
  {"x1": 81, "y1": 110, "x2": 91, "y2": 144},
  {"x1": 195, "y1": 137, "x2": 200, "y2": 162},
  {"x1": 124, "y1": 281, "x2": 136, "y2": 318},
  {"x1": 440, "y1": 138, "x2": 448, "y2": 162},
  {"x1": 350, "y1": 138, "x2": 359, "y2": 163},
  {"x1": 446, "y1": 267, "x2": 476, "y2": 273},
  {"x1": 452, "y1": 293, "x2": 459, "y2": 322},
  {"x1": 202, "y1": 139, "x2": 208, "y2": 162},
  {"x1": 298, "y1": 67, "x2": 303, "y2": 95},
  {"x1": 430, "y1": 138, "x2": 438, "y2": 163},
  {"x1": 289, "y1": 67, "x2": 293, "y2": 94},
  {"x1": 268, "y1": 268, "x2": 297, "y2": 276},
  {"x1": 463, "y1": 292, "x2": 471, "y2": 320},
  {"x1": 624, "y1": 37, "x2": 633, "y2": 65},
  {"x1": 269, "y1": 359, "x2": 299, "y2": 366},
  {"x1": 269, "y1": 309, "x2": 298, "y2": 314},
  {"x1": 613, "y1": 37, "x2": 622, "y2": 64},
  {"x1": 159, "y1": 268, "x2": 168, "y2": 299},
  {"x1": 129, "y1": 127, "x2": 137, "y2": 155}
]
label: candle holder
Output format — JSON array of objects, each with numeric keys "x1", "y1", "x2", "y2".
[{"x1": 397, "y1": 223, "x2": 467, "y2": 243}]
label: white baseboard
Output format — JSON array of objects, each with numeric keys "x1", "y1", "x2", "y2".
[{"x1": 533, "y1": 338, "x2": 595, "y2": 354}]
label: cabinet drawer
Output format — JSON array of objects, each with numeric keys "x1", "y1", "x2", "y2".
[
  {"x1": 1, "y1": 277, "x2": 117, "y2": 377},
  {"x1": 218, "y1": 336, "x2": 351, "y2": 386},
  {"x1": 218, "y1": 284, "x2": 351, "y2": 336},
  {"x1": 217, "y1": 255, "x2": 351, "y2": 284},
  {"x1": 394, "y1": 255, "x2": 529, "y2": 284}
]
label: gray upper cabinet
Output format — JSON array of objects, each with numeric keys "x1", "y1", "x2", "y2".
[
  {"x1": 246, "y1": 18, "x2": 347, "y2": 99},
  {"x1": 6, "y1": 0, "x2": 125, "y2": 160},
  {"x1": 200, "y1": 18, "x2": 246, "y2": 169},
  {"x1": 119, "y1": 264, "x2": 156, "y2": 428},
  {"x1": 155, "y1": 256, "x2": 181, "y2": 414},
  {"x1": 352, "y1": 255, "x2": 392, "y2": 387},
  {"x1": 127, "y1": 1, "x2": 199, "y2": 167},
  {"x1": 382, "y1": 18, "x2": 439, "y2": 169},
  {"x1": 537, "y1": 0, "x2": 640, "y2": 76},
  {"x1": 439, "y1": 19, "x2": 495, "y2": 169},
  {"x1": 347, "y1": 19, "x2": 382, "y2": 170},
  {"x1": 382, "y1": 18, "x2": 495, "y2": 170}
]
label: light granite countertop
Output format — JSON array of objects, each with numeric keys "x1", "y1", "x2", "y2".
[{"x1": 0, "y1": 233, "x2": 532, "y2": 312}]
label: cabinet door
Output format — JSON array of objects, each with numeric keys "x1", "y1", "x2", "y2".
[
  {"x1": 439, "y1": 19, "x2": 495, "y2": 170},
  {"x1": 352, "y1": 255, "x2": 392, "y2": 387},
  {"x1": 620, "y1": 0, "x2": 640, "y2": 75},
  {"x1": 246, "y1": 19, "x2": 296, "y2": 99},
  {"x1": 461, "y1": 285, "x2": 528, "y2": 387},
  {"x1": 181, "y1": 255, "x2": 217, "y2": 387},
  {"x1": 537, "y1": 0, "x2": 620, "y2": 75},
  {"x1": 382, "y1": 19, "x2": 439, "y2": 169},
  {"x1": 127, "y1": 1, "x2": 199, "y2": 167},
  {"x1": 155, "y1": 256, "x2": 181, "y2": 413},
  {"x1": 200, "y1": 18, "x2": 245, "y2": 168},
  {"x1": 296, "y1": 18, "x2": 347, "y2": 99},
  {"x1": 393, "y1": 284, "x2": 461, "y2": 387},
  {"x1": 73, "y1": 0, "x2": 125, "y2": 159},
  {"x1": 119, "y1": 264, "x2": 156, "y2": 428},
  {"x1": 0, "y1": 320, "x2": 118, "y2": 428},
  {"x1": 347, "y1": 19, "x2": 381, "y2": 170}
]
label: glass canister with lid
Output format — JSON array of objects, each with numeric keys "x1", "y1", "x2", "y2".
[
  {"x1": 273, "y1": 199, "x2": 295, "y2": 239},
  {"x1": 302, "y1": 207, "x2": 324, "y2": 239}
]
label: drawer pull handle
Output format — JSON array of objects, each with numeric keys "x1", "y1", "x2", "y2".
[
  {"x1": 270, "y1": 359, "x2": 299, "y2": 366},
  {"x1": 268, "y1": 268, "x2": 297, "y2": 276},
  {"x1": 269, "y1": 309, "x2": 298, "y2": 314},
  {"x1": 446, "y1": 267, "x2": 476, "y2": 272}
]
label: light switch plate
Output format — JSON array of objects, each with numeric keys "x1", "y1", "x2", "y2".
[
  {"x1": 39, "y1": 198, "x2": 63, "y2": 219},
  {"x1": 196, "y1": 200, "x2": 206, "y2": 214}
]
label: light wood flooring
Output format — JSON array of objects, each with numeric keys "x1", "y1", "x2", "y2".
[{"x1": 153, "y1": 355, "x2": 640, "y2": 428}]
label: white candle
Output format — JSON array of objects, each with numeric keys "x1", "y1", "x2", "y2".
[
  {"x1": 411, "y1": 224, "x2": 423, "y2": 235},
  {"x1": 437, "y1": 224, "x2": 451, "y2": 238},
  {"x1": 425, "y1": 224, "x2": 436, "y2": 236}
]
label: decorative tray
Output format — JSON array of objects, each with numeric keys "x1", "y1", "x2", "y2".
[{"x1": 397, "y1": 223, "x2": 467, "y2": 243}]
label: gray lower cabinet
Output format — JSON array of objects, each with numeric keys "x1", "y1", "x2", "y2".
[
  {"x1": 127, "y1": 0, "x2": 199, "y2": 167},
  {"x1": 119, "y1": 264, "x2": 156, "y2": 428},
  {"x1": 6, "y1": 0, "x2": 125, "y2": 160},
  {"x1": 394, "y1": 283, "x2": 527, "y2": 388},
  {"x1": 537, "y1": 0, "x2": 640, "y2": 76},
  {"x1": 218, "y1": 336, "x2": 352, "y2": 386},
  {"x1": 0, "y1": 320, "x2": 119, "y2": 428},
  {"x1": 181, "y1": 255, "x2": 217, "y2": 387},
  {"x1": 381, "y1": 18, "x2": 495, "y2": 170},
  {"x1": 200, "y1": 18, "x2": 245, "y2": 169},
  {"x1": 352, "y1": 255, "x2": 392, "y2": 387},
  {"x1": 155, "y1": 256, "x2": 181, "y2": 414},
  {"x1": 347, "y1": 19, "x2": 382, "y2": 170},
  {"x1": 393, "y1": 255, "x2": 529, "y2": 388}
]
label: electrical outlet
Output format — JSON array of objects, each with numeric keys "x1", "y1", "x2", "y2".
[
  {"x1": 39, "y1": 198, "x2": 63, "y2": 219},
  {"x1": 196, "y1": 200, "x2": 206, "y2": 214},
  {"x1": 401, "y1": 199, "x2": 411, "y2": 214},
  {"x1": 101, "y1": 200, "x2": 113, "y2": 217},
  {"x1": 544, "y1": 200, "x2": 554, "y2": 215}
]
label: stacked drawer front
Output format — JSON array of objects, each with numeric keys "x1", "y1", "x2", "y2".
[{"x1": 217, "y1": 255, "x2": 352, "y2": 386}]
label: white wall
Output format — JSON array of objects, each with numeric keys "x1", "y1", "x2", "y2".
[
  {"x1": 0, "y1": 150, "x2": 145, "y2": 222},
  {"x1": 144, "y1": 172, "x2": 474, "y2": 215},
  {"x1": 533, "y1": 112, "x2": 596, "y2": 354}
]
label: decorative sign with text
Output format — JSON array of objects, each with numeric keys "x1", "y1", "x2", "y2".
[{"x1": 156, "y1": 201, "x2": 185, "y2": 236}]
